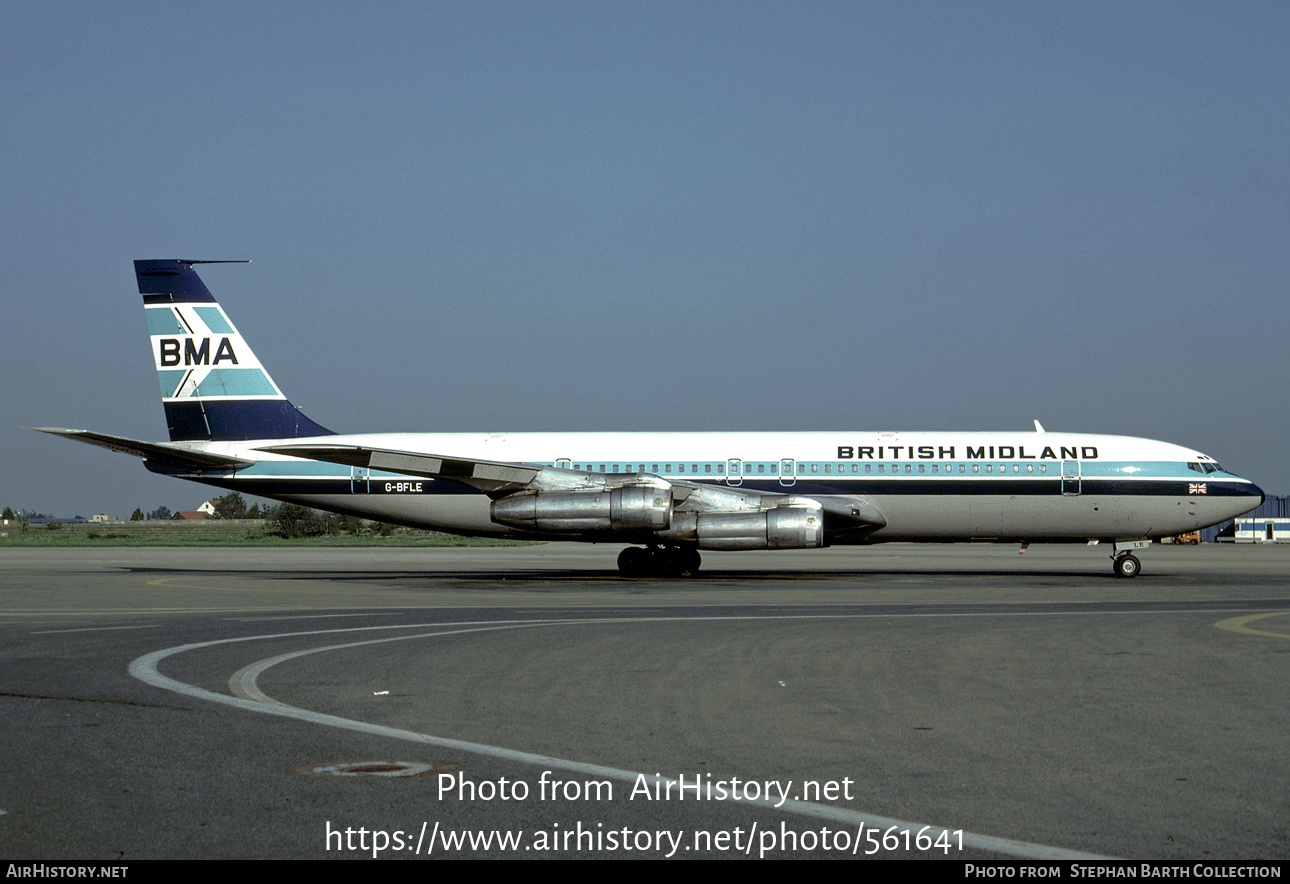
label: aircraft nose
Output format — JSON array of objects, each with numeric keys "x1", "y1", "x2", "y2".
[{"x1": 1235, "y1": 479, "x2": 1265, "y2": 514}]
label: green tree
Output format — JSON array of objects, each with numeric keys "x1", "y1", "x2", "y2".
[
  {"x1": 328, "y1": 513, "x2": 364, "y2": 535},
  {"x1": 265, "y1": 503, "x2": 332, "y2": 538},
  {"x1": 130, "y1": 508, "x2": 144, "y2": 521},
  {"x1": 210, "y1": 493, "x2": 248, "y2": 520},
  {"x1": 148, "y1": 506, "x2": 172, "y2": 521}
]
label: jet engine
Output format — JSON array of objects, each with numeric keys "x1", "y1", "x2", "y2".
[
  {"x1": 661, "y1": 505, "x2": 824, "y2": 550},
  {"x1": 490, "y1": 487, "x2": 673, "y2": 533}
]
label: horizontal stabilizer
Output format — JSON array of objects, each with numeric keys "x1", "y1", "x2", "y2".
[{"x1": 32, "y1": 428, "x2": 254, "y2": 471}]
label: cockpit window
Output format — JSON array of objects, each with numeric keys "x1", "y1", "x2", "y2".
[
  {"x1": 1187, "y1": 462, "x2": 1204, "y2": 474},
  {"x1": 1204, "y1": 462, "x2": 1222, "y2": 474}
]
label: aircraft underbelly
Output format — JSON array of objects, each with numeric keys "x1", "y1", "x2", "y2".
[{"x1": 861, "y1": 494, "x2": 1223, "y2": 542}]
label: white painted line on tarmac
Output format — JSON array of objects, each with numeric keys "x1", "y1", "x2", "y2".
[
  {"x1": 130, "y1": 615, "x2": 1114, "y2": 860},
  {"x1": 32, "y1": 624, "x2": 160, "y2": 634}
]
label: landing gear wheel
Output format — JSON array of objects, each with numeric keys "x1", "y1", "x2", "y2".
[
  {"x1": 617, "y1": 546, "x2": 701, "y2": 577},
  {"x1": 618, "y1": 546, "x2": 646, "y2": 575},
  {"x1": 668, "y1": 547, "x2": 701, "y2": 577},
  {"x1": 1113, "y1": 554, "x2": 1140, "y2": 578},
  {"x1": 679, "y1": 547, "x2": 701, "y2": 575}
]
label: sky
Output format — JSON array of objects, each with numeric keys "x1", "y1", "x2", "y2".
[{"x1": 3, "y1": 0, "x2": 1287, "y2": 519}]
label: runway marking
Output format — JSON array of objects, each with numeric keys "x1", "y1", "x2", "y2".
[
  {"x1": 1215, "y1": 611, "x2": 1290, "y2": 640},
  {"x1": 130, "y1": 615, "x2": 1112, "y2": 860},
  {"x1": 232, "y1": 613, "x2": 402, "y2": 622},
  {"x1": 30, "y1": 624, "x2": 159, "y2": 634}
]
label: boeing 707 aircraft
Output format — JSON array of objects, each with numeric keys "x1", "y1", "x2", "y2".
[{"x1": 38, "y1": 260, "x2": 1264, "y2": 577}]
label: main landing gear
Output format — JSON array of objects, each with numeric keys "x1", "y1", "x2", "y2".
[{"x1": 618, "y1": 545, "x2": 701, "y2": 577}]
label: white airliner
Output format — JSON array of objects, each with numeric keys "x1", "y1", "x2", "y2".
[{"x1": 39, "y1": 260, "x2": 1264, "y2": 577}]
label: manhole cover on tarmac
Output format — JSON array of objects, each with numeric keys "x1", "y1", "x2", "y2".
[{"x1": 297, "y1": 760, "x2": 458, "y2": 778}]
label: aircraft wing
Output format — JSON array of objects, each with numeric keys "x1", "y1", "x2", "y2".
[
  {"x1": 259, "y1": 444, "x2": 545, "y2": 496},
  {"x1": 33, "y1": 428, "x2": 254, "y2": 471},
  {"x1": 262, "y1": 443, "x2": 887, "y2": 534}
]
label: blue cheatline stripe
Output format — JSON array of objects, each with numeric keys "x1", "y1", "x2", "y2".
[
  {"x1": 141, "y1": 470, "x2": 1260, "y2": 502},
  {"x1": 189, "y1": 368, "x2": 278, "y2": 398},
  {"x1": 145, "y1": 308, "x2": 186, "y2": 336},
  {"x1": 156, "y1": 369, "x2": 186, "y2": 398},
  {"x1": 192, "y1": 306, "x2": 234, "y2": 334}
]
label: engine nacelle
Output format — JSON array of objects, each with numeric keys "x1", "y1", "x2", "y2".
[
  {"x1": 661, "y1": 506, "x2": 824, "y2": 550},
  {"x1": 491, "y1": 487, "x2": 673, "y2": 533}
]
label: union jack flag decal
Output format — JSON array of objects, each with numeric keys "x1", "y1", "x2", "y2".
[{"x1": 1189, "y1": 483, "x2": 1208, "y2": 494}]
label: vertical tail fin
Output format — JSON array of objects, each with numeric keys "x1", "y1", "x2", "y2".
[{"x1": 137, "y1": 259, "x2": 334, "y2": 442}]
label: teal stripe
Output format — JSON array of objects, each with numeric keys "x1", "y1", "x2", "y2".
[
  {"x1": 193, "y1": 369, "x2": 277, "y2": 397},
  {"x1": 193, "y1": 306, "x2": 233, "y2": 334},
  {"x1": 1079, "y1": 461, "x2": 1213, "y2": 479},
  {"x1": 146, "y1": 308, "x2": 185, "y2": 336},
  {"x1": 156, "y1": 369, "x2": 186, "y2": 397},
  {"x1": 236, "y1": 461, "x2": 411, "y2": 479},
  {"x1": 238, "y1": 462, "x2": 350, "y2": 477}
]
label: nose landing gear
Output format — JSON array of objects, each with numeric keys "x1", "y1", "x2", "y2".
[
  {"x1": 1113, "y1": 553, "x2": 1141, "y2": 578},
  {"x1": 1110, "y1": 540, "x2": 1150, "y2": 578}
]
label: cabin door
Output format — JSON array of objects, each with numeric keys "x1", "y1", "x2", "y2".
[
  {"x1": 1061, "y1": 461, "x2": 1081, "y2": 496},
  {"x1": 351, "y1": 466, "x2": 370, "y2": 494}
]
